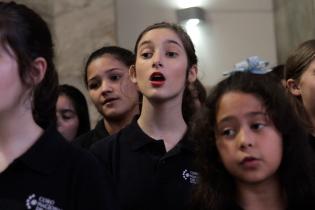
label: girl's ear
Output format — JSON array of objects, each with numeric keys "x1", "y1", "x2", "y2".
[
  {"x1": 28, "y1": 57, "x2": 47, "y2": 85},
  {"x1": 287, "y1": 78, "x2": 301, "y2": 96},
  {"x1": 188, "y1": 64, "x2": 198, "y2": 83},
  {"x1": 129, "y1": 64, "x2": 137, "y2": 84}
]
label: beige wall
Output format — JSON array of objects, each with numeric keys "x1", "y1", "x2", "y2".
[
  {"x1": 273, "y1": 0, "x2": 315, "y2": 64},
  {"x1": 5, "y1": 0, "x2": 116, "y2": 126},
  {"x1": 7, "y1": 0, "x2": 315, "y2": 126},
  {"x1": 116, "y1": 0, "x2": 277, "y2": 87}
]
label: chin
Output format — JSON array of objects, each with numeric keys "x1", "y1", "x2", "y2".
[{"x1": 103, "y1": 112, "x2": 123, "y2": 120}]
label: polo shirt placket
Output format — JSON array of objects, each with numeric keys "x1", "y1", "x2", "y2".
[{"x1": 91, "y1": 119, "x2": 197, "y2": 210}]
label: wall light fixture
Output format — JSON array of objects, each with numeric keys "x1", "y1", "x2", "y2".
[{"x1": 176, "y1": 7, "x2": 205, "y2": 26}]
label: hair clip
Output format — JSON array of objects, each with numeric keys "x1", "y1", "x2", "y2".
[{"x1": 223, "y1": 56, "x2": 272, "y2": 76}]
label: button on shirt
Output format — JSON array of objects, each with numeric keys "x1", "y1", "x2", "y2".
[{"x1": 91, "y1": 120, "x2": 197, "y2": 210}]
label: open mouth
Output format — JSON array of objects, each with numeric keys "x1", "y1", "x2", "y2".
[{"x1": 150, "y1": 72, "x2": 165, "y2": 87}]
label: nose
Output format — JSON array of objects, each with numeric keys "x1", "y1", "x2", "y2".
[
  {"x1": 238, "y1": 128, "x2": 254, "y2": 149},
  {"x1": 101, "y1": 81, "x2": 113, "y2": 95},
  {"x1": 152, "y1": 52, "x2": 163, "y2": 69}
]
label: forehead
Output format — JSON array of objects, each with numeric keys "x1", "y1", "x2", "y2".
[
  {"x1": 57, "y1": 94, "x2": 75, "y2": 108},
  {"x1": 304, "y1": 58, "x2": 315, "y2": 73},
  {"x1": 216, "y1": 91, "x2": 264, "y2": 121},
  {"x1": 138, "y1": 28, "x2": 183, "y2": 48},
  {"x1": 87, "y1": 55, "x2": 128, "y2": 76}
]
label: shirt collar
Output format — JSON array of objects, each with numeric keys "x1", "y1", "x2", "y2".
[
  {"x1": 125, "y1": 120, "x2": 153, "y2": 151},
  {"x1": 94, "y1": 119, "x2": 109, "y2": 139},
  {"x1": 126, "y1": 120, "x2": 194, "y2": 153},
  {"x1": 17, "y1": 125, "x2": 68, "y2": 175}
]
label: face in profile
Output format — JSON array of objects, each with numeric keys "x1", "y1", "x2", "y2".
[
  {"x1": 288, "y1": 59, "x2": 315, "y2": 117},
  {"x1": 131, "y1": 28, "x2": 196, "y2": 103},
  {"x1": 215, "y1": 91, "x2": 282, "y2": 186},
  {"x1": 0, "y1": 43, "x2": 29, "y2": 115},
  {"x1": 86, "y1": 55, "x2": 139, "y2": 121},
  {"x1": 56, "y1": 94, "x2": 79, "y2": 141}
]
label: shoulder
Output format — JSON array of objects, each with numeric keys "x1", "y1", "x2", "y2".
[
  {"x1": 90, "y1": 123, "x2": 138, "y2": 168},
  {"x1": 73, "y1": 120, "x2": 109, "y2": 149},
  {"x1": 89, "y1": 132, "x2": 119, "y2": 164},
  {"x1": 73, "y1": 130, "x2": 95, "y2": 148}
]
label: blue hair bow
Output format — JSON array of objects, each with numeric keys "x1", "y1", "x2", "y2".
[{"x1": 223, "y1": 56, "x2": 272, "y2": 76}]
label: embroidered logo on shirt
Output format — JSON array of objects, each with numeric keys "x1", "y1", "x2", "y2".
[
  {"x1": 26, "y1": 194, "x2": 62, "y2": 210},
  {"x1": 182, "y1": 169, "x2": 199, "y2": 184}
]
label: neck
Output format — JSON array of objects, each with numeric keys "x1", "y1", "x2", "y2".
[
  {"x1": 236, "y1": 176, "x2": 286, "y2": 210},
  {"x1": 309, "y1": 115, "x2": 315, "y2": 133},
  {"x1": 104, "y1": 107, "x2": 139, "y2": 135},
  {"x1": 0, "y1": 108, "x2": 43, "y2": 172},
  {"x1": 137, "y1": 97, "x2": 187, "y2": 151}
]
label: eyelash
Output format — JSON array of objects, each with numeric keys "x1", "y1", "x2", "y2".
[
  {"x1": 250, "y1": 123, "x2": 265, "y2": 130},
  {"x1": 140, "y1": 51, "x2": 179, "y2": 59},
  {"x1": 166, "y1": 51, "x2": 178, "y2": 57},
  {"x1": 88, "y1": 82, "x2": 100, "y2": 90},
  {"x1": 220, "y1": 128, "x2": 236, "y2": 138},
  {"x1": 110, "y1": 74, "x2": 122, "y2": 81},
  {"x1": 62, "y1": 115, "x2": 73, "y2": 120},
  {"x1": 141, "y1": 52, "x2": 152, "y2": 59},
  {"x1": 218, "y1": 122, "x2": 267, "y2": 138}
]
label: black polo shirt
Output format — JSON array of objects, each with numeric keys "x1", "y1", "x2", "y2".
[
  {"x1": 0, "y1": 126, "x2": 113, "y2": 210},
  {"x1": 91, "y1": 120, "x2": 197, "y2": 210},
  {"x1": 74, "y1": 119, "x2": 109, "y2": 149}
]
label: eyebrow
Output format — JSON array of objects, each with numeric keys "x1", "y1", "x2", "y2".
[
  {"x1": 87, "y1": 68, "x2": 123, "y2": 82},
  {"x1": 138, "y1": 39, "x2": 183, "y2": 49},
  {"x1": 59, "y1": 109, "x2": 76, "y2": 114},
  {"x1": 217, "y1": 112, "x2": 267, "y2": 124}
]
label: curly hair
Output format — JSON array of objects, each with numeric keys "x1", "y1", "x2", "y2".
[{"x1": 191, "y1": 72, "x2": 315, "y2": 209}]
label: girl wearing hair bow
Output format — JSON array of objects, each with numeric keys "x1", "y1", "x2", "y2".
[{"x1": 192, "y1": 57, "x2": 315, "y2": 210}]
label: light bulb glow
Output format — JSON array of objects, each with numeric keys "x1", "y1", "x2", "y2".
[
  {"x1": 185, "y1": 19, "x2": 200, "y2": 27},
  {"x1": 176, "y1": 0, "x2": 202, "y2": 9}
]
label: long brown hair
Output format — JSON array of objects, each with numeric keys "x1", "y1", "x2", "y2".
[{"x1": 285, "y1": 40, "x2": 315, "y2": 133}]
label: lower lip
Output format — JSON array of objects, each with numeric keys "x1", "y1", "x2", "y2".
[
  {"x1": 103, "y1": 99, "x2": 117, "y2": 106},
  {"x1": 151, "y1": 81, "x2": 165, "y2": 87},
  {"x1": 241, "y1": 159, "x2": 260, "y2": 169}
]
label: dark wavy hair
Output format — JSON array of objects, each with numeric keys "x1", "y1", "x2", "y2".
[
  {"x1": 0, "y1": 2, "x2": 58, "y2": 128},
  {"x1": 58, "y1": 84, "x2": 90, "y2": 137},
  {"x1": 192, "y1": 72, "x2": 315, "y2": 209},
  {"x1": 134, "y1": 22, "x2": 198, "y2": 123},
  {"x1": 285, "y1": 39, "x2": 315, "y2": 133}
]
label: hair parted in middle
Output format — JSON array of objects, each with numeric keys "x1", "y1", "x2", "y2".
[{"x1": 133, "y1": 22, "x2": 198, "y2": 124}]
